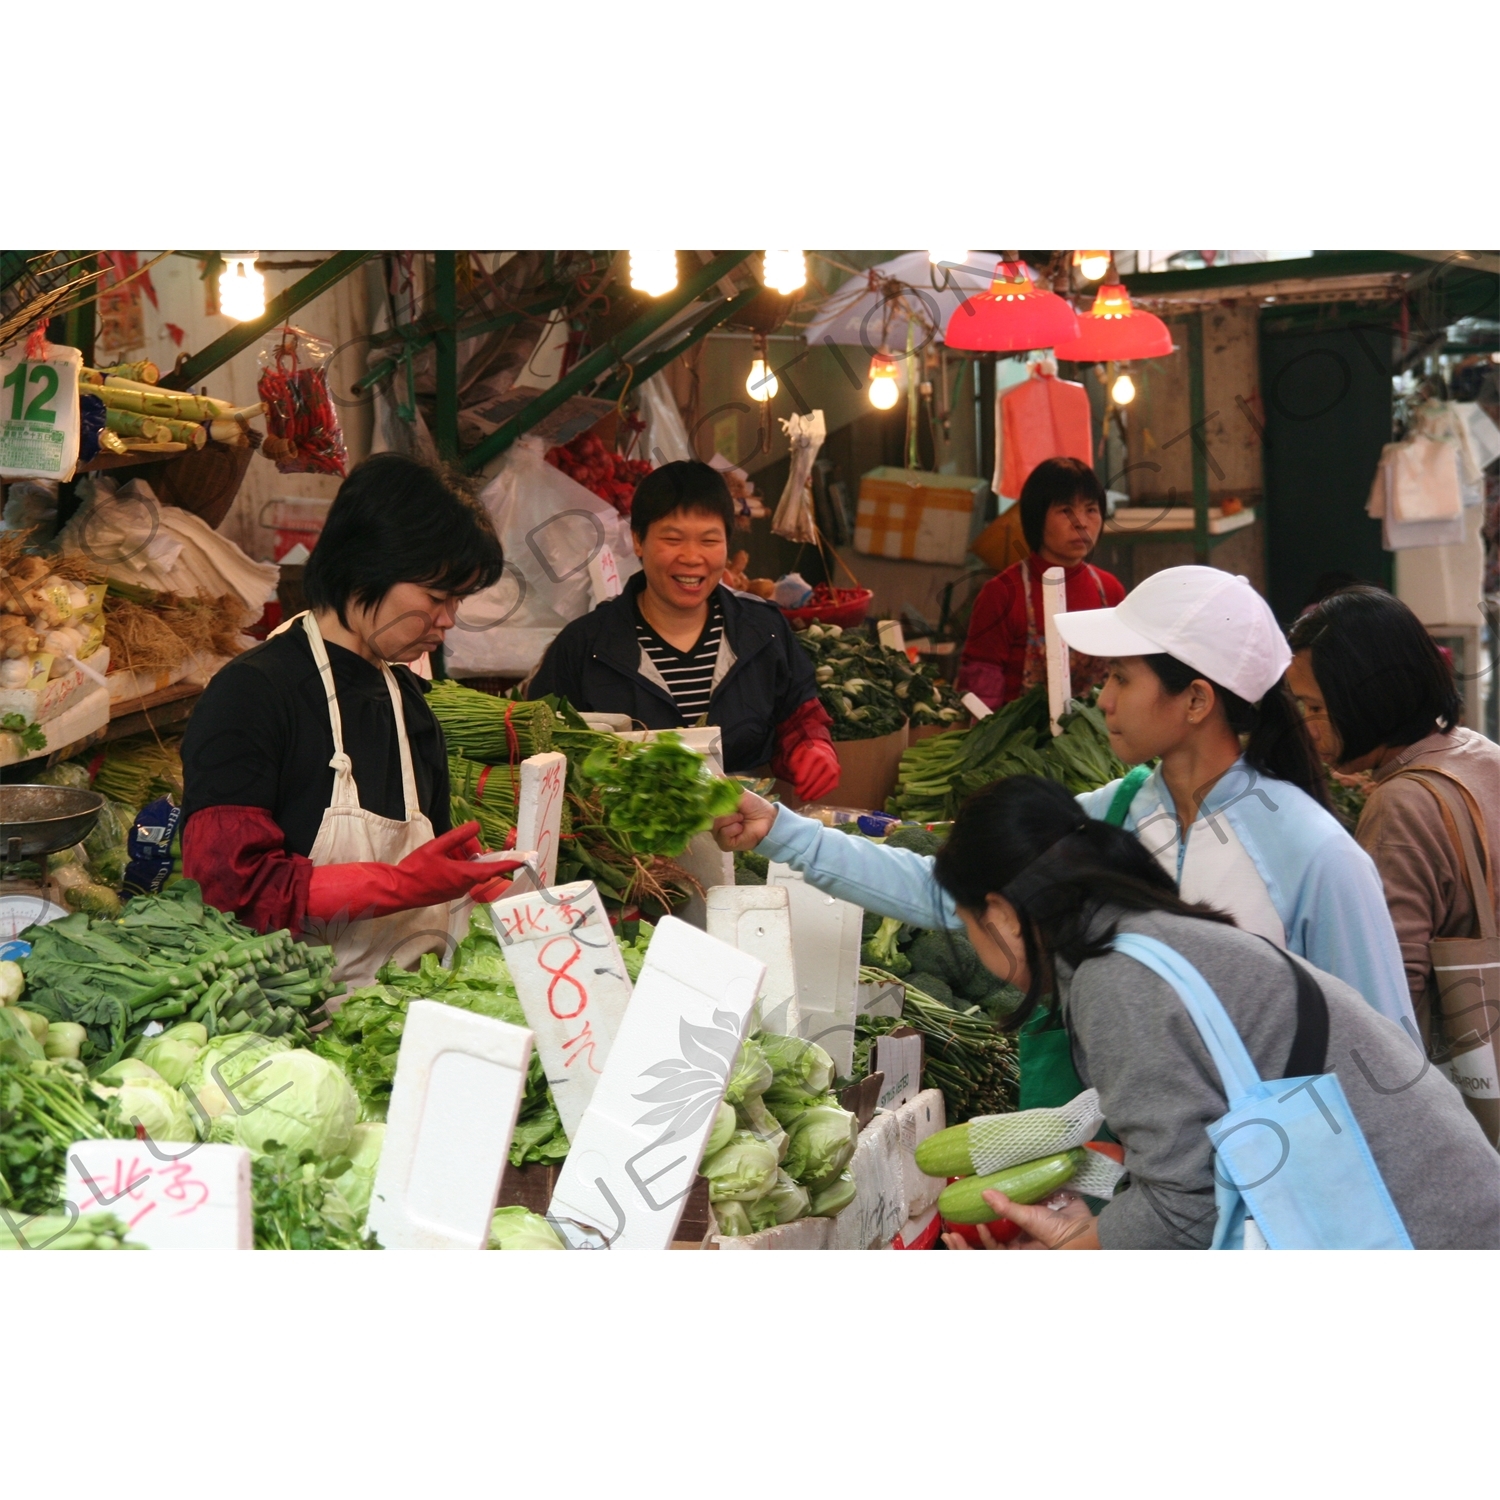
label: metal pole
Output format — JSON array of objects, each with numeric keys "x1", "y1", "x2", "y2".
[
  {"x1": 594, "y1": 285, "x2": 764, "y2": 400},
  {"x1": 433, "y1": 252, "x2": 459, "y2": 462},
  {"x1": 1187, "y1": 311, "x2": 1211, "y2": 563}
]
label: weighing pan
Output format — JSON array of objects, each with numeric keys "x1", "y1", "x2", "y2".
[{"x1": 0, "y1": 785, "x2": 106, "y2": 863}]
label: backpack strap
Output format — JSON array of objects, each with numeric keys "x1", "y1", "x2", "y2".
[
  {"x1": 1278, "y1": 949, "x2": 1330, "y2": 1078},
  {"x1": 1104, "y1": 764, "x2": 1153, "y2": 827},
  {"x1": 1389, "y1": 767, "x2": 1497, "y2": 942}
]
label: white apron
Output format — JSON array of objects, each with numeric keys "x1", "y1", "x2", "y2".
[{"x1": 295, "y1": 612, "x2": 454, "y2": 993}]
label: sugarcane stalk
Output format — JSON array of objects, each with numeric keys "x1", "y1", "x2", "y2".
[
  {"x1": 89, "y1": 385, "x2": 229, "y2": 422},
  {"x1": 84, "y1": 360, "x2": 160, "y2": 385},
  {"x1": 105, "y1": 409, "x2": 173, "y2": 442}
]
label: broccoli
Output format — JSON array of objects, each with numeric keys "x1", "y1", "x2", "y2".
[
  {"x1": 883, "y1": 824, "x2": 944, "y2": 858},
  {"x1": 860, "y1": 916, "x2": 911, "y2": 976},
  {"x1": 861, "y1": 909, "x2": 883, "y2": 940},
  {"x1": 904, "y1": 930, "x2": 983, "y2": 992},
  {"x1": 976, "y1": 984, "x2": 1026, "y2": 1017},
  {"x1": 904, "y1": 972, "x2": 955, "y2": 1007},
  {"x1": 734, "y1": 851, "x2": 768, "y2": 885}
]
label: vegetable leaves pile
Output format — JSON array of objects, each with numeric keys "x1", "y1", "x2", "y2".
[
  {"x1": 251, "y1": 1147, "x2": 380, "y2": 1250},
  {"x1": 797, "y1": 622, "x2": 964, "y2": 741},
  {"x1": 579, "y1": 731, "x2": 742, "y2": 858},
  {"x1": 0, "y1": 1058, "x2": 106, "y2": 1216}
]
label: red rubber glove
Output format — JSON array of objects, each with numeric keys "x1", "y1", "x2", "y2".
[
  {"x1": 306, "y1": 822, "x2": 521, "y2": 924},
  {"x1": 771, "y1": 698, "x2": 842, "y2": 802}
]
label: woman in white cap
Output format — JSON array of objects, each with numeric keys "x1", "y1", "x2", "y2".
[{"x1": 712, "y1": 566, "x2": 1415, "y2": 1035}]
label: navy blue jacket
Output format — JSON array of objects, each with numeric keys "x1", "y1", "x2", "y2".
[{"x1": 526, "y1": 574, "x2": 818, "y2": 773}]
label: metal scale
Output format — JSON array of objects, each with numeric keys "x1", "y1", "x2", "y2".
[{"x1": 0, "y1": 785, "x2": 104, "y2": 939}]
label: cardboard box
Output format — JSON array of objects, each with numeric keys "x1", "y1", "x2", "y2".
[
  {"x1": 0, "y1": 645, "x2": 109, "y2": 723},
  {"x1": 829, "y1": 724, "x2": 909, "y2": 812},
  {"x1": 855, "y1": 467, "x2": 988, "y2": 565}
]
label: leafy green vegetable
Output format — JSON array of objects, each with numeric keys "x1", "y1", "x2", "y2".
[
  {"x1": 579, "y1": 732, "x2": 744, "y2": 858},
  {"x1": 704, "y1": 1101, "x2": 736, "y2": 1158},
  {"x1": 208, "y1": 1048, "x2": 358, "y2": 1161},
  {"x1": 488, "y1": 1205, "x2": 565, "y2": 1250},
  {"x1": 712, "y1": 1199, "x2": 753, "y2": 1237},
  {"x1": 132, "y1": 1020, "x2": 206, "y2": 1087},
  {"x1": 0, "y1": 1058, "x2": 106, "y2": 1216},
  {"x1": 251, "y1": 1147, "x2": 380, "y2": 1250},
  {"x1": 759, "y1": 1169, "x2": 810, "y2": 1226},
  {"x1": 905, "y1": 971, "x2": 954, "y2": 1007},
  {"x1": 0, "y1": 1210, "x2": 143, "y2": 1250},
  {"x1": 809, "y1": 1170, "x2": 857, "y2": 1217},
  {"x1": 103, "y1": 1074, "x2": 196, "y2": 1143},
  {"x1": 860, "y1": 916, "x2": 911, "y2": 976},
  {"x1": 44, "y1": 1021, "x2": 86, "y2": 1061},
  {"x1": 182, "y1": 1034, "x2": 290, "y2": 1136},
  {"x1": 0, "y1": 1008, "x2": 44, "y2": 1066},
  {"x1": 0, "y1": 960, "x2": 24, "y2": 1005},
  {"x1": 700, "y1": 1130, "x2": 780, "y2": 1203},
  {"x1": 722, "y1": 1037, "x2": 773, "y2": 1106},
  {"x1": 0, "y1": 713, "x2": 46, "y2": 754},
  {"x1": 797, "y1": 623, "x2": 959, "y2": 741},
  {"x1": 782, "y1": 1104, "x2": 859, "y2": 1189},
  {"x1": 330, "y1": 1122, "x2": 384, "y2": 1226}
]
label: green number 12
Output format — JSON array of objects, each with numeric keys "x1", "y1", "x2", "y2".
[{"x1": 2, "y1": 362, "x2": 61, "y2": 424}]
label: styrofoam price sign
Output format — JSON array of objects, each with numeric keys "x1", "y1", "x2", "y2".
[
  {"x1": 706, "y1": 884, "x2": 801, "y2": 1036},
  {"x1": 548, "y1": 916, "x2": 765, "y2": 1249},
  {"x1": 515, "y1": 751, "x2": 566, "y2": 888},
  {"x1": 766, "y1": 863, "x2": 862, "y2": 1078},
  {"x1": 1, "y1": 347, "x2": 82, "y2": 481},
  {"x1": 64, "y1": 1139, "x2": 252, "y2": 1248},
  {"x1": 488, "y1": 879, "x2": 634, "y2": 1137}
]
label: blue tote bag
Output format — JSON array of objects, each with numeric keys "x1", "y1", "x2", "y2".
[{"x1": 1112, "y1": 933, "x2": 1413, "y2": 1250}]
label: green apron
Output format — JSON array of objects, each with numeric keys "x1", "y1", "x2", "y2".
[{"x1": 1016, "y1": 764, "x2": 1151, "y2": 1114}]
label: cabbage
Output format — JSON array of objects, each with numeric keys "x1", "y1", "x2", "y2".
[
  {"x1": 699, "y1": 1130, "x2": 779, "y2": 1203},
  {"x1": 704, "y1": 1101, "x2": 736, "y2": 1159},
  {"x1": 722, "y1": 1038, "x2": 772, "y2": 1105},
  {"x1": 713, "y1": 1200, "x2": 753, "y2": 1238},
  {"x1": 105, "y1": 1076, "x2": 196, "y2": 1143},
  {"x1": 765, "y1": 1089, "x2": 840, "y2": 1130},
  {"x1": 96, "y1": 1058, "x2": 164, "y2": 1086},
  {"x1": 809, "y1": 1170, "x2": 857, "y2": 1218},
  {"x1": 207, "y1": 1048, "x2": 357, "y2": 1161},
  {"x1": 782, "y1": 1104, "x2": 859, "y2": 1189},
  {"x1": 329, "y1": 1122, "x2": 385, "y2": 1225},
  {"x1": 747, "y1": 1194, "x2": 781, "y2": 1233},
  {"x1": 133, "y1": 1021, "x2": 206, "y2": 1088},
  {"x1": 761, "y1": 1169, "x2": 811, "y2": 1225},
  {"x1": 758, "y1": 1033, "x2": 835, "y2": 1096},
  {"x1": 182, "y1": 1034, "x2": 290, "y2": 1138},
  {"x1": 488, "y1": 1205, "x2": 565, "y2": 1250},
  {"x1": 735, "y1": 1094, "x2": 787, "y2": 1161}
]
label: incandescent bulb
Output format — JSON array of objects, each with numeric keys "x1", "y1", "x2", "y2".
[
  {"x1": 630, "y1": 250, "x2": 678, "y2": 297},
  {"x1": 218, "y1": 254, "x2": 265, "y2": 322},
  {"x1": 1111, "y1": 371, "x2": 1136, "y2": 405},
  {"x1": 1076, "y1": 250, "x2": 1111, "y2": 280},
  {"x1": 762, "y1": 250, "x2": 806, "y2": 295},
  {"x1": 868, "y1": 351, "x2": 901, "y2": 409},
  {"x1": 747, "y1": 358, "x2": 778, "y2": 402},
  {"x1": 929, "y1": 250, "x2": 970, "y2": 266}
]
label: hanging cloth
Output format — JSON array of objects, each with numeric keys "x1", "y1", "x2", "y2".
[{"x1": 999, "y1": 367, "x2": 1093, "y2": 501}]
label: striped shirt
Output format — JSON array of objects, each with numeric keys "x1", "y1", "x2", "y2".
[{"x1": 635, "y1": 598, "x2": 723, "y2": 722}]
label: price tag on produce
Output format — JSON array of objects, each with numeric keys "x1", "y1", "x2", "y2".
[
  {"x1": 0, "y1": 346, "x2": 82, "y2": 481},
  {"x1": 64, "y1": 1140, "x2": 252, "y2": 1249},
  {"x1": 515, "y1": 751, "x2": 566, "y2": 888},
  {"x1": 365, "y1": 1001, "x2": 533, "y2": 1251},
  {"x1": 706, "y1": 884, "x2": 801, "y2": 1036},
  {"x1": 488, "y1": 879, "x2": 633, "y2": 1138},
  {"x1": 548, "y1": 917, "x2": 765, "y2": 1250}
]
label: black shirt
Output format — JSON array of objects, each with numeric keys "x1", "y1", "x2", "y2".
[
  {"x1": 181, "y1": 625, "x2": 451, "y2": 857},
  {"x1": 634, "y1": 596, "x2": 723, "y2": 721}
]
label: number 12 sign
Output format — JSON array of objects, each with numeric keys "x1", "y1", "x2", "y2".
[{"x1": 0, "y1": 347, "x2": 82, "y2": 482}]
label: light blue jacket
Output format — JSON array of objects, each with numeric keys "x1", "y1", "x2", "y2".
[{"x1": 757, "y1": 761, "x2": 1417, "y2": 1033}]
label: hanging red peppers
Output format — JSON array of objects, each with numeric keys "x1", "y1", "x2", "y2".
[{"x1": 256, "y1": 326, "x2": 349, "y2": 477}]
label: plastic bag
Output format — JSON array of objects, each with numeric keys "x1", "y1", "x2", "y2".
[
  {"x1": 0, "y1": 343, "x2": 83, "y2": 482},
  {"x1": 444, "y1": 437, "x2": 640, "y2": 677},
  {"x1": 772, "y1": 409, "x2": 826, "y2": 544},
  {"x1": 257, "y1": 326, "x2": 348, "y2": 477}
]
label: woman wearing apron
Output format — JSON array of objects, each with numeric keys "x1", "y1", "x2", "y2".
[
  {"x1": 181, "y1": 454, "x2": 509, "y2": 991},
  {"x1": 956, "y1": 457, "x2": 1125, "y2": 711}
]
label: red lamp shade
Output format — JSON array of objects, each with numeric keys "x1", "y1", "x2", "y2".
[
  {"x1": 943, "y1": 261, "x2": 1080, "y2": 353},
  {"x1": 1052, "y1": 277, "x2": 1174, "y2": 361}
]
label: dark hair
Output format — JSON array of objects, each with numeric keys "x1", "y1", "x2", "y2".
[
  {"x1": 629, "y1": 460, "x2": 735, "y2": 540},
  {"x1": 303, "y1": 453, "x2": 503, "y2": 627},
  {"x1": 1286, "y1": 585, "x2": 1462, "y2": 763},
  {"x1": 1019, "y1": 456, "x2": 1106, "y2": 554},
  {"x1": 933, "y1": 776, "x2": 1234, "y2": 1028},
  {"x1": 1141, "y1": 653, "x2": 1331, "y2": 810}
]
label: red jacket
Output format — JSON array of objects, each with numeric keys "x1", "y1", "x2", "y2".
[{"x1": 956, "y1": 558, "x2": 1125, "y2": 709}]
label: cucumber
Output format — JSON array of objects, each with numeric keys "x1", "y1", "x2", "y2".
[
  {"x1": 936, "y1": 1149, "x2": 1086, "y2": 1224},
  {"x1": 914, "y1": 1123, "x2": 976, "y2": 1177}
]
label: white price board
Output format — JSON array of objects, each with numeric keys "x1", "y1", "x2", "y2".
[
  {"x1": 515, "y1": 751, "x2": 567, "y2": 888},
  {"x1": 366, "y1": 1000, "x2": 533, "y2": 1250},
  {"x1": 0, "y1": 347, "x2": 82, "y2": 480},
  {"x1": 548, "y1": 917, "x2": 765, "y2": 1249},
  {"x1": 64, "y1": 1139, "x2": 252, "y2": 1248},
  {"x1": 488, "y1": 879, "x2": 633, "y2": 1137},
  {"x1": 706, "y1": 884, "x2": 801, "y2": 1035}
]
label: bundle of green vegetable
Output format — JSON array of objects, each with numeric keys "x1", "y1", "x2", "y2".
[
  {"x1": 34, "y1": 762, "x2": 135, "y2": 889},
  {"x1": 855, "y1": 967, "x2": 1020, "y2": 1122},
  {"x1": 579, "y1": 731, "x2": 743, "y2": 859},
  {"x1": 886, "y1": 685, "x2": 1127, "y2": 821},
  {"x1": 0, "y1": 1056, "x2": 106, "y2": 1216},
  {"x1": 797, "y1": 622, "x2": 964, "y2": 740},
  {"x1": 251, "y1": 1146, "x2": 381, "y2": 1250},
  {"x1": 427, "y1": 680, "x2": 555, "y2": 762},
  {"x1": 315, "y1": 909, "x2": 571, "y2": 1170},
  {"x1": 859, "y1": 911, "x2": 1023, "y2": 1017},
  {"x1": 0, "y1": 1211, "x2": 142, "y2": 1250},
  {"x1": 698, "y1": 1032, "x2": 861, "y2": 1237},
  {"x1": 90, "y1": 733, "x2": 184, "y2": 809},
  {"x1": 18, "y1": 882, "x2": 341, "y2": 1068}
]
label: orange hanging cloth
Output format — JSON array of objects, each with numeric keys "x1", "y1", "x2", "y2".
[{"x1": 999, "y1": 367, "x2": 1093, "y2": 499}]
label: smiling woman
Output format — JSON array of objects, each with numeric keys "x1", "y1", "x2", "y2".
[{"x1": 180, "y1": 454, "x2": 514, "y2": 989}]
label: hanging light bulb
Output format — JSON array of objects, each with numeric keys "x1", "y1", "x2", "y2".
[
  {"x1": 747, "y1": 356, "x2": 778, "y2": 403},
  {"x1": 928, "y1": 250, "x2": 970, "y2": 266},
  {"x1": 868, "y1": 351, "x2": 900, "y2": 410},
  {"x1": 1074, "y1": 250, "x2": 1112, "y2": 281},
  {"x1": 630, "y1": 250, "x2": 678, "y2": 297},
  {"x1": 761, "y1": 251, "x2": 806, "y2": 296},
  {"x1": 218, "y1": 254, "x2": 266, "y2": 321},
  {"x1": 1111, "y1": 370, "x2": 1137, "y2": 405}
]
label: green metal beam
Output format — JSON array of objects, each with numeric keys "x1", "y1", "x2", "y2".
[
  {"x1": 1, "y1": 252, "x2": 37, "y2": 293},
  {"x1": 1185, "y1": 312, "x2": 1211, "y2": 565},
  {"x1": 433, "y1": 252, "x2": 459, "y2": 461},
  {"x1": 459, "y1": 251, "x2": 754, "y2": 473},
  {"x1": 1121, "y1": 250, "x2": 1434, "y2": 297},
  {"x1": 159, "y1": 250, "x2": 372, "y2": 390},
  {"x1": 595, "y1": 285, "x2": 765, "y2": 400}
]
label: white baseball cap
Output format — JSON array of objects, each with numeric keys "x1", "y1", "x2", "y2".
[{"x1": 1054, "y1": 565, "x2": 1291, "y2": 704}]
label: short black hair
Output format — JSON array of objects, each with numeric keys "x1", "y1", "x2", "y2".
[
  {"x1": 1018, "y1": 456, "x2": 1106, "y2": 553},
  {"x1": 629, "y1": 460, "x2": 734, "y2": 540},
  {"x1": 1287, "y1": 586, "x2": 1462, "y2": 763},
  {"x1": 303, "y1": 453, "x2": 504, "y2": 627}
]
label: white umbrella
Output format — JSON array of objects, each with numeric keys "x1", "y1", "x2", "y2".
[{"x1": 802, "y1": 252, "x2": 1004, "y2": 353}]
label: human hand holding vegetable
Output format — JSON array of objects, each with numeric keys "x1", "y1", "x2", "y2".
[
  {"x1": 712, "y1": 790, "x2": 779, "y2": 853},
  {"x1": 942, "y1": 1188, "x2": 1099, "y2": 1250}
]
